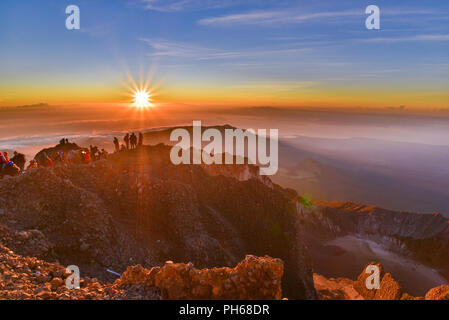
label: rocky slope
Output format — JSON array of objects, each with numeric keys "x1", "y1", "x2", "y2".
[{"x1": 0, "y1": 144, "x2": 315, "y2": 299}]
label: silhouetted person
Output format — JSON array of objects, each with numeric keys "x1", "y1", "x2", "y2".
[
  {"x1": 11, "y1": 151, "x2": 26, "y2": 171},
  {"x1": 89, "y1": 145, "x2": 99, "y2": 160},
  {"x1": 130, "y1": 132, "x2": 137, "y2": 149},
  {"x1": 36, "y1": 151, "x2": 53, "y2": 167},
  {"x1": 138, "y1": 132, "x2": 143, "y2": 147},
  {"x1": 113, "y1": 137, "x2": 120, "y2": 153},
  {"x1": 100, "y1": 149, "x2": 108, "y2": 160},
  {"x1": 0, "y1": 161, "x2": 20, "y2": 178},
  {"x1": 124, "y1": 133, "x2": 130, "y2": 150},
  {"x1": 0, "y1": 152, "x2": 7, "y2": 172},
  {"x1": 56, "y1": 150, "x2": 65, "y2": 163},
  {"x1": 59, "y1": 138, "x2": 66, "y2": 145}
]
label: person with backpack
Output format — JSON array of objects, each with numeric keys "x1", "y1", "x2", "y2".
[
  {"x1": 0, "y1": 152, "x2": 6, "y2": 164},
  {"x1": 11, "y1": 151, "x2": 26, "y2": 171},
  {"x1": 100, "y1": 149, "x2": 108, "y2": 160},
  {"x1": 27, "y1": 160, "x2": 38, "y2": 170},
  {"x1": 68, "y1": 150, "x2": 75, "y2": 163},
  {"x1": 0, "y1": 152, "x2": 7, "y2": 173},
  {"x1": 81, "y1": 150, "x2": 91, "y2": 163},
  {"x1": 47, "y1": 155, "x2": 54, "y2": 167},
  {"x1": 1, "y1": 161, "x2": 20, "y2": 178}
]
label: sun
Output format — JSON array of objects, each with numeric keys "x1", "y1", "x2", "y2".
[
  {"x1": 133, "y1": 89, "x2": 152, "y2": 109},
  {"x1": 123, "y1": 69, "x2": 159, "y2": 109}
]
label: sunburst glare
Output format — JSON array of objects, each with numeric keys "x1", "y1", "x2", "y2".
[
  {"x1": 124, "y1": 70, "x2": 159, "y2": 110},
  {"x1": 133, "y1": 89, "x2": 152, "y2": 109}
]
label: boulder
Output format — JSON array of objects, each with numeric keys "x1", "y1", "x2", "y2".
[
  {"x1": 115, "y1": 255, "x2": 284, "y2": 300},
  {"x1": 425, "y1": 285, "x2": 449, "y2": 300}
]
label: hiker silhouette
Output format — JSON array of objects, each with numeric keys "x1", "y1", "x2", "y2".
[
  {"x1": 11, "y1": 151, "x2": 26, "y2": 171},
  {"x1": 124, "y1": 133, "x2": 130, "y2": 150},
  {"x1": 130, "y1": 133, "x2": 137, "y2": 149}
]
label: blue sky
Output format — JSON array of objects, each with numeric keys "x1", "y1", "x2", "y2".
[{"x1": 0, "y1": 0, "x2": 448, "y2": 108}]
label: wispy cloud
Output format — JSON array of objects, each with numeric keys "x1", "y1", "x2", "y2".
[
  {"x1": 198, "y1": 7, "x2": 446, "y2": 27},
  {"x1": 139, "y1": 38, "x2": 313, "y2": 60},
  {"x1": 364, "y1": 34, "x2": 449, "y2": 43},
  {"x1": 139, "y1": 38, "x2": 242, "y2": 59},
  {"x1": 139, "y1": 0, "x2": 244, "y2": 12},
  {"x1": 198, "y1": 10, "x2": 361, "y2": 26},
  {"x1": 226, "y1": 80, "x2": 319, "y2": 90}
]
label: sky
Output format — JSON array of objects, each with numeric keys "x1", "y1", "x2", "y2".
[{"x1": 0, "y1": 0, "x2": 448, "y2": 109}]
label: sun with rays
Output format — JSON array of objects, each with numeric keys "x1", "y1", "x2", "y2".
[
  {"x1": 133, "y1": 89, "x2": 152, "y2": 109},
  {"x1": 124, "y1": 69, "x2": 159, "y2": 110}
]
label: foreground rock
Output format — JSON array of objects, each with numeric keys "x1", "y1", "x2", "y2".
[
  {"x1": 115, "y1": 255, "x2": 283, "y2": 300},
  {"x1": 425, "y1": 285, "x2": 449, "y2": 300},
  {"x1": 313, "y1": 274, "x2": 362, "y2": 300},
  {"x1": 353, "y1": 263, "x2": 406, "y2": 300},
  {"x1": 0, "y1": 243, "x2": 114, "y2": 300},
  {"x1": 0, "y1": 242, "x2": 284, "y2": 300},
  {"x1": 314, "y1": 262, "x2": 449, "y2": 300}
]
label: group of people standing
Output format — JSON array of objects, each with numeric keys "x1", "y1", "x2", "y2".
[
  {"x1": 113, "y1": 132, "x2": 144, "y2": 153},
  {"x1": 1, "y1": 132, "x2": 145, "y2": 178}
]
